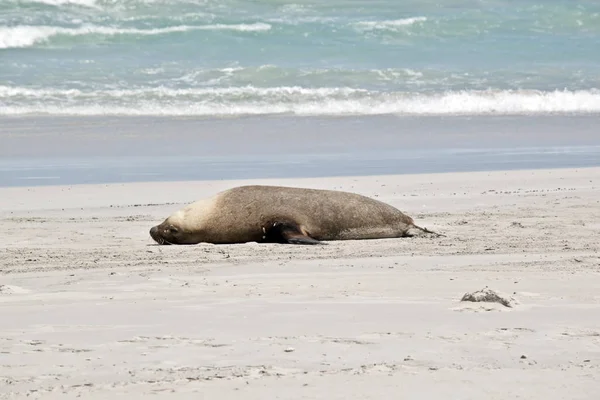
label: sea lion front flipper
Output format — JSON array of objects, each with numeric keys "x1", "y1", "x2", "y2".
[{"x1": 266, "y1": 221, "x2": 322, "y2": 245}]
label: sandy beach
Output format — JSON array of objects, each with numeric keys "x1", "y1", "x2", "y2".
[{"x1": 1, "y1": 167, "x2": 600, "y2": 399}]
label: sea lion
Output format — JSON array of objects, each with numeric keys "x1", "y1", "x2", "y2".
[{"x1": 149, "y1": 185, "x2": 440, "y2": 245}]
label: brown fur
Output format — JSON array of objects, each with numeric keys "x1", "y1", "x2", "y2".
[{"x1": 149, "y1": 185, "x2": 440, "y2": 245}]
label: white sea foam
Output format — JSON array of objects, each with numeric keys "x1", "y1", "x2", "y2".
[
  {"x1": 0, "y1": 85, "x2": 367, "y2": 98},
  {"x1": 7, "y1": 0, "x2": 100, "y2": 7},
  {"x1": 200, "y1": 23, "x2": 271, "y2": 32},
  {"x1": 354, "y1": 17, "x2": 427, "y2": 32},
  {"x1": 0, "y1": 23, "x2": 271, "y2": 49},
  {"x1": 4, "y1": 0, "x2": 218, "y2": 7},
  {"x1": 2, "y1": 86, "x2": 600, "y2": 116}
]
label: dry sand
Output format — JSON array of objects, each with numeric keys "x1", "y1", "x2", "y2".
[{"x1": 1, "y1": 167, "x2": 599, "y2": 399}]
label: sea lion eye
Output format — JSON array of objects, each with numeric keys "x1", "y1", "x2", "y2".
[{"x1": 169, "y1": 227, "x2": 178, "y2": 234}]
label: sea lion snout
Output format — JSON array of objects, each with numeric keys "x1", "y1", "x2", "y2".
[
  {"x1": 150, "y1": 222, "x2": 184, "y2": 245},
  {"x1": 149, "y1": 225, "x2": 166, "y2": 244}
]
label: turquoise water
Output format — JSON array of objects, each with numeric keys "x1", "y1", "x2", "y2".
[{"x1": 1, "y1": 0, "x2": 600, "y2": 116}]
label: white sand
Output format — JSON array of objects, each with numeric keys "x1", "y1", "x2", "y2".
[{"x1": 1, "y1": 167, "x2": 599, "y2": 399}]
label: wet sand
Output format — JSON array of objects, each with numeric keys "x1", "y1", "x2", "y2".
[{"x1": 2, "y1": 115, "x2": 599, "y2": 187}]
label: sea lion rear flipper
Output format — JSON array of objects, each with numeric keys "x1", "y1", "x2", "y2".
[
  {"x1": 406, "y1": 224, "x2": 446, "y2": 238},
  {"x1": 266, "y1": 221, "x2": 323, "y2": 245},
  {"x1": 285, "y1": 233, "x2": 321, "y2": 245}
]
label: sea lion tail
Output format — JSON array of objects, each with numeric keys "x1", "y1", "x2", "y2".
[{"x1": 408, "y1": 224, "x2": 446, "y2": 238}]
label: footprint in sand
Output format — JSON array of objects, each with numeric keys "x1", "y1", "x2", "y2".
[{"x1": 0, "y1": 285, "x2": 31, "y2": 294}]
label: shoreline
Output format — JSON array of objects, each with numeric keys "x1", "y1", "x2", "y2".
[
  {"x1": 2, "y1": 114, "x2": 600, "y2": 187},
  {"x1": 2, "y1": 155, "x2": 600, "y2": 189},
  {"x1": 2, "y1": 165, "x2": 598, "y2": 212}
]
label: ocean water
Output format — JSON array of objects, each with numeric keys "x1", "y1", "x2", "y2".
[{"x1": 1, "y1": 0, "x2": 600, "y2": 117}]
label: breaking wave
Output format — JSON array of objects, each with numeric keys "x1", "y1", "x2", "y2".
[
  {"x1": 2, "y1": 86, "x2": 599, "y2": 116},
  {"x1": 0, "y1": 23, "x2": 272, "y2": 48},
  {"x1": 353, "y1": 17, "x2": 427, "y2": 32}
]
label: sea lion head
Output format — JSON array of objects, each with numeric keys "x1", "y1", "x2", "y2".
[
  {"x1": 149, "y1": 210, "x2": 198, "y2": 245},
  {"x1": 150, "y1": 197, "x2": 221, "y2": 245},
  {"x1": 150, "y1": 222, "x2": 179, "y2": 245}
]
